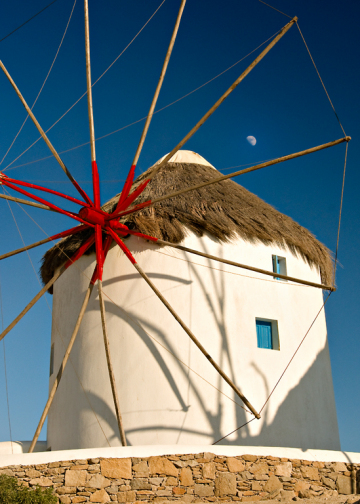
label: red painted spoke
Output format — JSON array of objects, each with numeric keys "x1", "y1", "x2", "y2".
[
  {"x1": 94, "y1": 224, "x2": 104, "y2": 280},
  {"x1": 92, "y1": 160, "x2": 101, "y2": 209},
  {"x1": 113, "y1": 225, "x2": 158, "y2": 243},
  {"x1": 110, "y1": 179, "x2": 150, "y2": 218},
  {"x1": 51, "y1": 224, "x2": 90, "y2": 241},
  {"x1": 3, "y1": 175, "x2": 91, "y2": 207},
  {"x1": 114, "y1": 164, "x2": 136, "y2": 213},
  {"x1": 91, "y1": 235, "x2": 113, "y2": 284},
  {"x1": 64, "y1": 233, "x2": 95, "y2": 269},
  {"x1": 1, "y1": 179, "x2": 91, "y2": 226},
  {"x1": 72, "y1": 179, "x2": 93, "y2": 207},
  {"x1": 108, "y1": 228, "x2": 136, "y2": 264},
  {"x1": 114, "y1": 200, "x2": 152, "y2": 219}
]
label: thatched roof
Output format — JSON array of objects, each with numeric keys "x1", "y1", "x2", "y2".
[{"x1": 40, "y1": 151, "x2": 333, "y2": 288}]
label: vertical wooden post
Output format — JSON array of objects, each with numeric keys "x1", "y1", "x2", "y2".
[
  {"x1": 28, "y1": 283, "x2": 94, "y2": 453},
  {"x1": 84, "y1": 0, "x2": 96, "y2": 163},
  {"x1": 98, "y1": 280, "x2": 127, "y2": 446},
  {"x1": 131, "y1": 0, "x2": 187, "y2": 167}
]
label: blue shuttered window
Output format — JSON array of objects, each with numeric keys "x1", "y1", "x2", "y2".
[
  {"x1": 272, "y1": 255, "x2": 280, "y2": 280},
  {"x1": 256, "y1": 320, "x2": 273, "y2": 349},
  {"x1": 272, "y1": 255, "x2": 287, "y2": 280}
]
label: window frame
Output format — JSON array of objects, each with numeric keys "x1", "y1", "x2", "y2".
[
  {"x1": 272, "y1": 254, "x2": 287, "y2": 280},
  {"x1": 255, "y1": 318, "x2": 280, "y2": 350}
]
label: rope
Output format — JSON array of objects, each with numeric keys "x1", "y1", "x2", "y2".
[
  {"x1": 212, "y1": 417, "x2": 256, "y2": 445},
  {"x1": 99, "y1": 283, "x2": 252, "y2": 415},
  {"x1": 0, "y1": 0, "x2": 77, "y2": 167},
  {"x1": 332, "y1": 142, "x2": 348, "y2": 286},
  {"x1": 3, "y1": 24, "x2": 281, "y2": 173},
  {"x1": 213, "y1": 292, "x2": 333, "y2": 444},
  {"x1": 0, "y1": 0, "x2": 59, "y2": 44},
  {"x1": 296, "y1": 22, "x2": 346, "y2": 137},
  {"x1": 2, "y1": 189, "x2": 111, "y2": 447},
  {"x1": 257, "y1": 0, "x2": 292, "y2": 19},
  {"x1": 2, "y1": 193, "x2": 253, "y2": 419},
  {"x1": 0, "y1": 270, "x2": 13, "y2": 453},
  {"x1": 155, "y1": 249, "x2": 311, "y2": 289},
  {"x1": 259, "y1": 292, "x2": 332, "y2": 415},
  {"x1": 3, "y1": 0, "x2": 168, "y2": 172}
]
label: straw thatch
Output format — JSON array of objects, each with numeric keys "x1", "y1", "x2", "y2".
[{"x1": 40, "y1": 160, "x2": 333, "y2": 289}]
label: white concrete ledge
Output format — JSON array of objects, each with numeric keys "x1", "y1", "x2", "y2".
[{"x1": 0, "y1": 444, "x2": 360, "y2": 468}]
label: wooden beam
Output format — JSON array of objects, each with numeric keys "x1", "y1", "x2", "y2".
[
  {"x1": 151, "y1": 137, "x2": 351, "y2": 205},
  {"x1": 156, "y1": 239, "x2": 335, "y2": 291},
  {"x1": 147, "y1": 16, "x2": 297, "y2": 180},
  {"x1": 98, "y1": 280, "x2": 127, "y2": 446},
  {"x1": 28, "y1": 282, "x2": 94, "y2": 453},
  {"x1": 0, "y1": 237, "x2": 54, "y2": 261},
  {"x1": 132, "y1": 261, "x2": 261, "y2": 419},
  {"x1": 131, "y1": 0, "x2": 187, "y2": 168},
  {"x1": 0, "y1": 224, "x2": 87, "y2": 262},
  {"x1": 0, "y1": 266, "x2": 65, "y2": 343},
  {"x1": 0, "y1": 60, "x2": 92, "y2": 206},
  {"x1": 0, "y1": 192, "x2": 53, "y2": 211},
  {"x1": 118, "y1": 136, "x2": 350, "y2": 219},
  {"x1": 84, "y1": 0, "x2": 96, "y2": 163}
]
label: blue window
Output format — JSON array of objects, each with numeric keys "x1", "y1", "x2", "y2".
[
  {"x1": 272, "y1": 255, "x2": 287, "y2": 280},
  {"x1": 256, "y1": 320, "x2": 273, "y2": 349}
]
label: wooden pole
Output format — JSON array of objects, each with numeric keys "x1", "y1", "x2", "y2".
[
  {"x1": 84, "y1": 0, "x2": 96, "y2": 163},
  {"x1": 0, "y1": 237, "x2": 54, "y2": 261},
  {"x1": 132, "y1": 262, "x2": 261, "y2": 419},
  {"x1": 146, "y1": 136, "x2": 351, "y2": 208},
  {"x1": 131, "y1": 0, "x2": 187, "y2": 168},
  {"x1": 0, "y1": 192, "x2": 53, "y2": 211},
  {"x1": 28, "y1": 282, "x2": 94, "y2": 453},
  {"x1": 0, "y1": 60, "x2": 92, "y2": 206},
  {"x1": 147, "y1": 16, "x2": 297, "y2": 180},
  {"x1": 0, "y1": 266, "x2": 65, "y2": 343},
  {"x1": 98, "y1": 280, "x2": 127, "y2": 446},
  {"x1": 156, "y1": 239, "x2": 336, "y2": 291},
  {"x1": 0, "y1": 224, "x2": 86, "y2": 262}
]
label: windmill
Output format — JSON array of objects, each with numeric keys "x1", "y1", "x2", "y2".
[{"x1": 0, "y1": 0, "x2": 349, "y2": 452}]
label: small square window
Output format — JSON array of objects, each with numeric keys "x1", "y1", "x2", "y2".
[
  {"x1": 256, "y1": 319, "x2": 279, "y2": 350},
  {"x1": 272, "y1": 255, "x2": 287, "y2": 280}
]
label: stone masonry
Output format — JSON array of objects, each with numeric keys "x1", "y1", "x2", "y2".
[{"x1": 0, "y1": 453, "x2": 359, "y2": 503}]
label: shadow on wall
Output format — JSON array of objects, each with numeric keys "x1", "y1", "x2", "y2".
[
  {"x1": 223, "y1": 343, "x2": 340, "y2": 451},
  {"x1": 74, "y1": 240, "x2": 339, "y2": 451}
]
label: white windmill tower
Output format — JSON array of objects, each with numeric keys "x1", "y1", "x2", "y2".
[{"x1": 0, "y1": 0, "x2": 349, "y2": 454}]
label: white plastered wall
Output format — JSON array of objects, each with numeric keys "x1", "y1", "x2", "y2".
[{"x1": 47, "y1": 231, "x2": 339, "y2": 451}]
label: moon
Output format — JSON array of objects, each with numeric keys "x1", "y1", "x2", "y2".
[{"x1": 246, "y1": 135, "x2": 256, "y2": 146}]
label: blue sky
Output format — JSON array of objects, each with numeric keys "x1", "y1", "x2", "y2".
[{"x1": 0, "y1": 0, "x2": 359, "y2": 451}]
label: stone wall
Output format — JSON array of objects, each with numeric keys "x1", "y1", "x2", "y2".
[{"x1": 0, "y1": 453, "x2": 359, "y2": 503}]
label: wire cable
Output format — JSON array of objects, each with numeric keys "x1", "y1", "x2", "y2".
[
  {"x1": 2, "y1": 189, "x2": 111, "y2": 447},
  {"x1": 0, "y1": 0, "x2": 59, "y2": 44},
  {"x1": 0, "y1": 0, "x2": 77, "y2": 167},
  {"x1": 212, "y1": 417, "x2": 256, "y2": 445},
  {"x1": 296, "y1": 22, "x2": 346, "y2": 136},
  {"x1": 155, "y1": 249, "x2": 311, "y2": 289},
  {"x1": 99, "y1": 280, "x2": 252, "y2": 415},
  {"x1": 212, "y1": 291, "x2": 332, "y2": 444},
  {"x1": 257, "y1": 0, "x2": 292, "y2": 19},
  {"x1": 3, "y1": 24, "x2": 281, "y2": 173},
  {"x1": 332, "y1": 142, "x2": 348, "y2": 286},
  {"x1": 0, "y1": 270, "x2": 13, "y2": 453},
  {"x1": 3, "y1": 0, "x2": 167, "y2": 172},
  {"x1": 259, "y1": 292, "x2": 332, "y2": 415}
]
